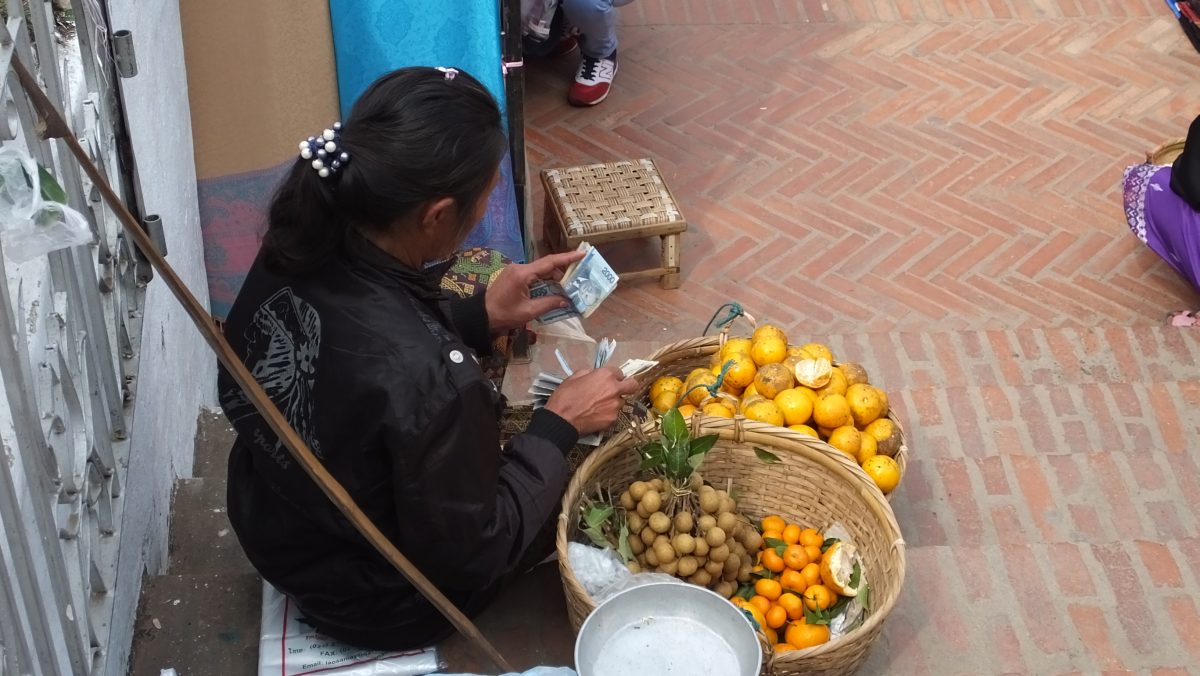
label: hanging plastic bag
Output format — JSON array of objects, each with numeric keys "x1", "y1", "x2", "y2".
[{"x1": 0, "y1": 146, "x2": 93, "y2": 263}]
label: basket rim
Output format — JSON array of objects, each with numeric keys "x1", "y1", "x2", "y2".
[
  {"x1": 1147, "y1": 137, "x2": 1186, "y2": 165},
  {"x1": 556, "y1": 416, "x2": 908, "y2": 662}
]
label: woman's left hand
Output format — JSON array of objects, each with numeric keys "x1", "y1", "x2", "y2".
[{"x1": 484, "y1": 250, "x2": 586, "y2": 332}]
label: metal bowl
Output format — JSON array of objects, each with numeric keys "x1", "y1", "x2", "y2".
[{"x1": 574, "y1": 582, "x2": 762, "y2": 676}]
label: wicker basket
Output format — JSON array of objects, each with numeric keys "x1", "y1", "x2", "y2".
[
  {"x1": 556, "y1": 417, "x2": 907, "y2": 675},
  {"x1": 1147, "y1": 138, "x2": 1186, "y2": 166},
  {"x1": 634, "y1": 336, "x2": 909, "y2": 500}
]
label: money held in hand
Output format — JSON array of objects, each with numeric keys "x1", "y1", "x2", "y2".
[{"x1": 532, "y1": 242, "x2": 618, "y2": 325}]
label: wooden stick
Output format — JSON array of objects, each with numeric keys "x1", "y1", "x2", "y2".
[{"x1": 9, "y1": 55, "x2": 515, "y2": 673}]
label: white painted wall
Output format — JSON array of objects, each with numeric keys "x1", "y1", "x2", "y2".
[{"x1": 102, "y1": 0, "x2": 216, "y2": 673}]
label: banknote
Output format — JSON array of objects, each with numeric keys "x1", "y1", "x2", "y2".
[{"x1": 532, "y1": 242, "x2": 619, "y2": 325}]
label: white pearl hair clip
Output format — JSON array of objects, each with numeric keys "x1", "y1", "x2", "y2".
[
  {"x1": 435, "y1": 66, "x2": 459, "y2": 81},
  {"x1": 297, "y1": 122, "x2": 350, "y2": 179}
]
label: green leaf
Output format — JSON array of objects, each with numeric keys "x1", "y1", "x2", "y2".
[
  {"x1": 803, "y1": 604, "x2": 828, "y2": 626},
  {"x1": 735, "y1": 583, "x2": 755, "y2": 601},
  {"x1": 639, "y1": 441, "x2": 666, "y2": 471},
  {"x1": 662, "y1": 407, "x2": 688, "y2": 449},
  {"x1": 37, "y1": 164, "x2": 67, "y2": 204},
  {"x1": 753, "y1": 446, "x2": 781, "y2": 464},
  {"x1": 849, "y1": 560, "x2": 862, "y2": 590},
  {"x1": 689, "y1": 434, "x2": 718, "y2": 457},
  {"x1": 583, "y1": 504, "x2": 613, "y2": 529},
  {"x1": 763, "y1": 537, "x2": 787, "y2": 549},
  {"x1": 581, "y1": 524, "x2": 610, "y2": 549},
  {"x1": 859, "y1": 580, "x2": 871, "y2": 612},
  {"x1": 617, "y1": 522, "x2": 633, "y2": 563},
  {"x1": 821, "y1": 537, "x2": 840, "y2": 553},
  {"x1": 687, "y1": 453, "x2": 706, "y2": 471}
]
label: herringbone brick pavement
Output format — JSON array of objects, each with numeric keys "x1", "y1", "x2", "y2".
[{"x1": 520, "y1": 0, "x2": 1200, "y2": 673}]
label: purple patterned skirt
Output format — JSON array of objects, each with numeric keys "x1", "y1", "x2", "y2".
[{"x1": 1123, "y1": 163, "x2": 1200, "y2": 294}]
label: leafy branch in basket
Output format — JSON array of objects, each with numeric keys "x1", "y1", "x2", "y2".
[
  {"x1": 580, "y1": 490, "x2": 632, "y2": 562},
  {"x1": 639, "y1": 408, "x2": 719, "y2": 483}
]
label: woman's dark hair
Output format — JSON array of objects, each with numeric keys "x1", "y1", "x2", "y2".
[{"x1": 261, "y1": 67, "x2": 507, "y2": 273}]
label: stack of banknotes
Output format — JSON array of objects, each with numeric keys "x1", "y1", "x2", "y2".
[
  {"x1": 530, "y1": 242, "x2": 619, "y2": 325},
  {"x1": 528, "y1": 339, "x2": 658, "y2": 445}
]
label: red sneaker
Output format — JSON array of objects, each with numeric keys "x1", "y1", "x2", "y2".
[
  {"x1": 568, "y1": 52, "x2": 617, "y2": 107},
  {"x1": 549, "y1": 35, "x2": 579, "y2": 58}
]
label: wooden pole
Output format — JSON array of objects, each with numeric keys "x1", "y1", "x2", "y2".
[{"x1": 9, "y1": 54, "x2": 515, "y2": 673}]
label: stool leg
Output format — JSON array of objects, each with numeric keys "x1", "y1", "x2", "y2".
[
  {"x1": 543, "y1": 193, "x2": 564, "y2": 253},
  {"x1": 660, "y1": 233, "x2": 681, "y2": 290}
]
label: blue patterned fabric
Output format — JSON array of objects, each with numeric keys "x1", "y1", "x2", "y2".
[{"x1": 327, "y1": 0, "x2": 524, "y2": 264}]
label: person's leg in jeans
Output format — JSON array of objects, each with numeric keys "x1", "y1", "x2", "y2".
[{"x1": 561, "y1": 0, "x2": 632, "y2": 106}]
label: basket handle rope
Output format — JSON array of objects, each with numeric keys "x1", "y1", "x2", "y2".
[
  {"x1": 8, "y1": 55, "x2": 515, "y2": 672},
  {"x1": 703, "y1": 302, "x2": 757, "y2": 336}
]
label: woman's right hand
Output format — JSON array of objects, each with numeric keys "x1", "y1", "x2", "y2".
[{"x1": 545, "y1": 366, "x2": 641, "y2": 435}]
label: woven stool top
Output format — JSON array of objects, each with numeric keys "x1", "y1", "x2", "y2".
[{"x1": 542, "y1": 158, "x2": 685, "y2": 238}]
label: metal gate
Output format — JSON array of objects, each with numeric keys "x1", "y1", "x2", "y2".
[{"x1": 0, "y1": 0, "x2": 145, "y2": 673}]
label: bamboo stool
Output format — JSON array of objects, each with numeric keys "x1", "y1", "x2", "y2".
[{"x1": 541, "y1": 158, "x2": 686, "y2": 289}]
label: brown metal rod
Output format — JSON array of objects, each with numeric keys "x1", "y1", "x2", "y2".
[{"x1": 9, "y1": 54, "x2": 515, "y2": 673}]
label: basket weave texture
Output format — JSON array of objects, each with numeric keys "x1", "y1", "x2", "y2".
[
  {"x1": 633, "y1": 336, "x2": 909, "y2": 500},
  {"x1": 542, "y1": 158, "x2": 685, "y2": 237},
  {"x1": 556, "y1": 416, "x2": 907, "y2": 676},
  {"x1": 1147, "y1": 138, "x2": 1186, "y2": 166}
]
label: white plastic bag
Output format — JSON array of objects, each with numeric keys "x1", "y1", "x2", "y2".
[
  {"x1": 567, "y1": 542, "x2": 630, "y2": 599},
  {"x1": 258, "y1": 583, "x2": 443, "y2": 676},
  {"x1": 0, "y1": 146, "x2": 92, "y2": 263}
]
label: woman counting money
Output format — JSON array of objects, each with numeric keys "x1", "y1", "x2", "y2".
[{"x1": 217, "y1": 67, "x2": 639, "y2": 650}]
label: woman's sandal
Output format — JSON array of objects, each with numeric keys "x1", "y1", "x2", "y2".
[{"x1": 1169, "y1": 311, "x2": 1199, "y2": 327}]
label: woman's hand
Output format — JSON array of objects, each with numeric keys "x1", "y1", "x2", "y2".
[
  {"x1": 484, "y1": 251, "x2": 585, "y2": 333},
  {"x1": 545, "y1": 366, "x2": 641, "y2": 435}
]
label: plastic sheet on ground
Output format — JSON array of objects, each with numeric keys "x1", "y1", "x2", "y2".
[{"x1": 258, "y1": 582, "x2": 443, "y2": 675}]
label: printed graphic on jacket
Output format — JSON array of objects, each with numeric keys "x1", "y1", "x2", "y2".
[{"x1": 223, "y1": 287, "x2": 323, "y2": 463}]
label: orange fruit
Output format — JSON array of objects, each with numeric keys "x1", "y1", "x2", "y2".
[
  {"x1": 865, "y1": 417, "x2": 902, "y2": 457},
  {"x1": 800, "y1": 342, "x2": 834, "y2": 363},
  {"x1": 782, "y1": 544, "x2": 810, "y2": 571},
  {"x1": 720, "y1": 337, "x2": 753, "y2": 361},
  {"x1": 685, "y1": 371, "x2": 718, "y2": 406},
  {"x1": 803, "y1": 545, "x2": 823, "y2": 563},
  {"x1": 761, "y1": 548, "x2": 786, "y2": 574},
  {"x1": 802, "y1": 584, "x2": 836, "y2": 611},
  {"x1": 778, "y1": 592, "x2": 805, "y2": 621},
  {"x1": 764, "y1": 625, "x2": 779, "y2": 645},
  {"x1": 799, "y1": 562, "x2": 822, "y2": 589},
  {"x1": 744, "y1": 399, "x2": 786, "y2": 427},
  {"x1": 827, "y1": 426, "x2": 862, "y2": 460},
  {"x1": 755, "y1": 578, "x2": 783, "y2": 602},
  {"x1": 799, "y1": 528, "x2": 824, "y2": 548},
  {"x1": 812, "y1": 393, "x2": 852, "y2": 429},
  {"x1": 796, "y1": 386, "x2": 820, "y2": 406},
  {"x1": 742, "y1": 382, "x2": 760, "y2": 399},
  {"x1": 878, "y1": 387, "x2": 890, "y2": 416},
  {"x1": 793, "y1": 357, "x2": 833, "y2": 389},
  {"x1": 862, "y1": 455, "x2": 901, "y2": 494},
  {"x1": 856, "y1": 433, "x2": 878, "y2": 465},
  {"x1": 719, "y1": 378, "x2": 744, "y2": 397},
  {"x1": 846, "y1": 383, "x2": 884, "y2": 428},
  {"x1": 649, "y1": 376, "x2": 684, "y2": 402},
  {"x1": 788, "y1": 424, "x2": 819, "y2": 438},
  {"x1": 819, "y1": 541, "x2": 860, "y2": 597},
  {"x1": 650, "y1": 390, "x2": 679, "y2": 414},
  {"x1": 762, "y1": 529, "x2": 784, "y2": 544},
  {"x1": 749, "y1": 595, "x2": 772, "y2": 615},
  {"x1": 815, "y1": 367, "x2": 848, "y2": 397},
  {"x1": 752, "y1": 325, "x2": 788, "y2": 345},
  {"x1": 779, "y1": 569, "x2": 806, "y2": 593},
  {"x1": 761, "y1": 515, "x2": 787, "y2": 533},
  {"x1": 839, "y1": 362, "x2": 870, "y2": 387},
  {"x1": 754, "y1": 363, "x2": 794, "y2": 399},
  {"x1": 766, "y1": 604, "x2": 788, "y2": 630},
  {"x1": 774, "y1": 388, "x2": 814, "y2": 426},
  {"x1": 782, "y1": 524, "x2": 802, "y2": 545},
  {"x1": 785, "y1": 621, "x2": 831, "y2": 649},
  {"x1": 676, "y1": 403, "x2": 698, "y2": 418},
  {"x1": 775, "y1": 643, "x2": 799, "y2": 654},
  {"x1": 733, "y1": 597, "x2": 767, "y2": 632},
  {"x1": 701, "y1": 401, "x2": 736, "y2": 419},
  {"x1": 723, "y1": 354, "x2": 757, "y2": 390},
  {"x1": 750, "y1": 336, "x2": 788, "y2": 367}
]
